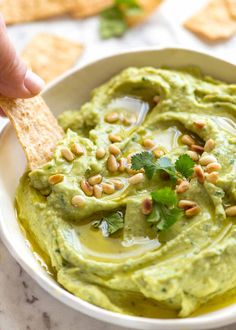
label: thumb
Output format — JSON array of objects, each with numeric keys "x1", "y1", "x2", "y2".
[{"x1": 0, "y1": 15, "x2": 45, "y2": 99}]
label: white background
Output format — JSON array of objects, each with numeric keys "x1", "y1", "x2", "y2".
[{"x1": 1, "y1": 0, "x2": 236, "y2": 329}]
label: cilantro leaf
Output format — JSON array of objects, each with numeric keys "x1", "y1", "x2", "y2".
[
  {"x1": 147, "y1": 188, "x2": 182, "y2": 232},
  {"x1": 175, "y1": 154, "x2": 194, "y2": 179},
  {"x1": 99, "y1": 0, "x2": 141, "y2": 39},
  {"x1": 93, "y1": 211, "x2": 124, "y2": 237},
  {"x1": 100, "y1": 7, "x2": 127, "y2": 39},
  {"x1": 157, "y1": 206, "x2": 182, "y2": 231},
  {"x1": 151, "y1": 187, "x2": 177, "y2": 206},
  {"x1": 131, "y1": 151, "x2": 156, "y2": 179},
  {"x1": 155, "y1": 157, "x2": 177, "y2": 181}
]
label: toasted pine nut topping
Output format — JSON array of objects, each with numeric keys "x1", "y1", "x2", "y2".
[
  {"x1": 153, "y1": 148, "x2": 165, "y2": 158},
  {"x1": 102, "y1": 182, "x2": 115, "y2": 194},
  {"x1": 153, "y1": 95, "x2": 160, "y2": 103},
  {"x1": 190, "y1": 144, "x2": 204, "y2": 154},
  {"x1": 143, "y1": 139, "x2": 155, "y2": 149},
  {"x1": 118, "y1": 157, "x2": 127, "y2": 172},
  {"x1": 179, "y1": 200, "x2": 197, "y2": 209},
  {"x1": 105, "y1": 112, "x2": 119, "y2": 123},
  {"x1": 141, "y1": 198, "x2": 153, "y2": 215},
  {"x1": 94, "y1": 184, "x2": 103, "y2": 198},
  {"x1": 185, "y1": 205, "x2": 201, "y2": 217},
  {"x1": 128, "y1": 173, "x2": 144, "y2": 185},
  {"x1": 205, "y1": 162, "x2": 221, "y2": 173},
  {"x1": 193, "y1": 120, "x2": 205, "y2": 129},
  {"x1": 206, "y1": 172, "x2": 219, "y2": 184},
  {"x1": 176, "y1": 180, "x2": 190, "y2": 194},
  {"x1": 61, "y1": 147, "x2": 74, "y2": 162},
  {"x1": 48, "y1": 174, "x2": 64, "y2": 185},
  {"x1": 108, "y1": 144, "x2": 121, "y2": 156},
  {"x1": 123, "y1": 115, "x2": 136, "y2": 126},
  {"x1": 107, "y1": 154, "x2": 118, "y2": 172},
  {"x1": 204, "y1": 138, "x2": 215, "y2": 152},
  {"x1": 199, "y1": 155, "x2": 217, "y2": 166},
  {"x1": 88, "y1": 174, "x2": 102, "y2": 186},
  {"x1": 181, "y1": 134, "x2": 195, "y2": 146},
  {"x1": 96, "y1": 148, "x2": 106, "y2": 159},
  {"x1": 80, "y1": 180, "x2": 93, "y2": 196},
  {"x1": 225, "y1": 206, "x2": 236, "y2": 217},
  {"x1": 186, "y1": 150, "x2": 199, "y2": 161},
  {"x1": 194, "y1": 165, "x2": 205, "y2": 183},
  {"x1": 109, "y1": 134, "x2": 122, "y2": 143},
  {"x1": 71, "y1": 143, "x2": 84, "y2": 156},
  {"x1": 71, "y1": 195, "x2": 85, "y2": 207},
  {"x1": 110, "y1": 179, "x2": 124, "y2": 190}
]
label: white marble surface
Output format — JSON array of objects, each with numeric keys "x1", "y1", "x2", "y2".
[{"x1": 1, "y1": 0, "x2": 236, "y2": 329}]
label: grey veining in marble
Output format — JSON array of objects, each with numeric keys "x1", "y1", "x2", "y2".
[{"x1": 1, "y1": 0, "x2": 236, "y2": 329}]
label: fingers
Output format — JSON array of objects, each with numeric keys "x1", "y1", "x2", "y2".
[{"x1": 0, "y1": 14, "x2": 45, "y2": 99}]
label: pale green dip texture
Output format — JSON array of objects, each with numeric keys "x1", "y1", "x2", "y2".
[{"x1": 16, "y1": 67, "x2": 236, "y2": 318}]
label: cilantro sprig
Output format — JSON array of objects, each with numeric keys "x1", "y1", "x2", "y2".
[
  {"x1": 131, "y1": 152, "x2": 194, "y2": 181},
  {"x1": 147, "y1": 187, "x2": 182, "y2": 231},
  {"x1": 99, "y1": 0, "x2": 142, "y2": 39},
  {"x1": 93, "y1": 211, "x2": 124, "y2": 237}
]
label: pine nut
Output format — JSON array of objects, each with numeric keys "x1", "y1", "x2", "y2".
[
  {"x1": 105, "y1": 112, "x2": 119, "y2": 123},
  {"x1": 88, "y1": 174, "x2": 102, "y2": 186},
  {"x1": 186, "y1": 150, "x2": 199, "y2": 161},
  {"x1": 110, "y1": 179, "x2": 124, "y2": 190},
  {"x1": 61, "y1": 147, "x2": 74, "y2": 162},
  {"x1": 96, "y1": 147, "x2": 106, "y2": 159},
  {"x1": 153, "y1": 148, "x2": 165, "y2": 158},
  {"x1": 185, "y1": 205, "x2": 201, "y2": 217},
  {"x1": 126, "y1": 165, "x2": 142, "y2": 175},
  {"x1": 80, "y1": 180, "x2": 93, "y2": 196},
  {"x1": 193, "y1": 120, "x2": 205, "y2": 129},
  {"x1": 102, "y1": 182, "x2": 115, "y2": 194},
  {"x1": 94, "y1": 184, "x2": 103, "y2": 198},
  {"x1": 123, "y1": 115, "x2": 136, "y2": 126},
  {"x1": 118, "y1": 157, "x2": 127, "y2": 172},
  {"x1": 181, "y1": 134, "x2": 195, "y2": 146},
  {"x1": 107, "y1": 154, "x2": 118, "y2": 172},
  {"x1": 48, "y1": 174, "x2": 64, "y2": 185},
  {"x1": 204, "y1": 138, "x2": 215, "y2": 152},
  {"x1": 128, "y1": 173, "x2": 144, "y2": 185},
  {"x1": 179, "y1": 200, "x2": 197, "y2": 209},
  {"x1": 71, "y1": 195, "x2": 85, "y2": 207},
  {"x1": 190, "y1": 145, "x2": 204, "y2": 154},
  {"x1": 206, "y1": 172, "x2": 219, "y2": 184},
  {"x1": 143, "y1": 139, "x2": 155, "y2": 149},
  {"x1": 225, "y1": 206, "x2": 236, "y2": 217},
  {"x1": 176, "y1": 180, "x2": 190, "y2": 193},
  {"x1": 141, "y1": 198, "x2": 153, "y2": 215},
  {"x1": 108, "y1": 144, "x2": 121, "y2": 156},
  {"x1": 199, "y1": 155, "x2": 217, "y2": 166},
  {"x1": 71, "y1": 143, "x2": 84, "y2": 156},
  {"x1": 194, "y1": 165, "x2": 205, "y2": 183},
  {"x1": 153, "y1": 95, "x2": 160, "y2": 103},
  {"x1": 127, "y1": 153, "x2": 134, "y2": 164},
  {"x1": 205, "y1": 162, "x2": 221, "y2": 173},
  {"x1": 109, "y1": 134, "x2": 122, "y2": 143}
]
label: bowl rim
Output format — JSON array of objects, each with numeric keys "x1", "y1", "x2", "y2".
[{"x1": 1, "y1": 45, "x2": 236, "y2": 329}]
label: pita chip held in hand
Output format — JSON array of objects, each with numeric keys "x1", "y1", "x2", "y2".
[{"x1": 0, "y1": 95, "x2": 64, "y2": 170}]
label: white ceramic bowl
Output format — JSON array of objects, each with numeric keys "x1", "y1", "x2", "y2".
[{"x1": 1, "y1": 47, "x2": 236, "y2": 330}]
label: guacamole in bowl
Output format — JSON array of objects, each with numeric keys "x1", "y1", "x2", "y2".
[{"x1": 16, "y1": 66, "x2": 236, "y2": 318}]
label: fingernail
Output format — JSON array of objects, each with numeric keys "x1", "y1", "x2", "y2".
[{"x1": 24, "y1": 70, "x2": 45, "y2": 95}]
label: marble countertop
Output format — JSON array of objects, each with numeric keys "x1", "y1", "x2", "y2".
[{"x1": 1, "y1": 0, "x2": 236, "y2": 329}]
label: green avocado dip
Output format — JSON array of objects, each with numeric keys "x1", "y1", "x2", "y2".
[{"x1": 16, "y1": 67, "x2": 236, "y2": 318}]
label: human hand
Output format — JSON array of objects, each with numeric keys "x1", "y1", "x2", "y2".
[{"x1": 0, "y1": 14, "x2": 45, "y2": 100}]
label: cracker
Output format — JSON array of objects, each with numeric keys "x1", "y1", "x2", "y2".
[
  {"x1": 70, "y1": 0, "x2": 113, "y2": 18},
  {"x1": 0, "y1": 0, "x2": 75, "y2": 25},
  {"x1": 0, "y1": 95, "x2": 64, "y2": 170},
  {"x1": 21, "y1": 33, "x2": 83, "y2": 83},
  {"x1": 183, "y1": 0, "x2": 236, "y2": 42},
  {"x1": 126, "y1": 0, "x2": 163, "y2": 26},
  {"x1": 226, "y1": 0, "x2": 236, "y2": 19}
]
